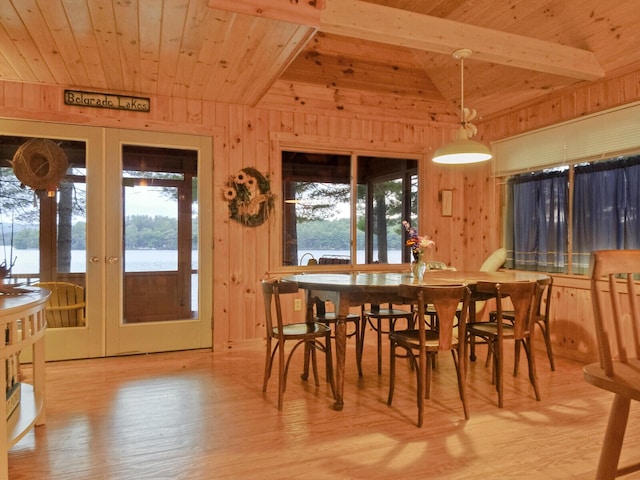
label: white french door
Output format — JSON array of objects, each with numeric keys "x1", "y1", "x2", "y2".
[
  {"x1": 0, "y1": 120, "x2": 212, "y2": 360},
  {"x1": 103, "y1": 129, "x2": 212, "y2": 356}
]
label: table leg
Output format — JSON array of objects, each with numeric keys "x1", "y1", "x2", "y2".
[
  {"x1": 469, "y1": 300, "x2": 478, "y2": 361},
  {"x1": 333, "y1": 315, "x2": 346, "y2": 411}
]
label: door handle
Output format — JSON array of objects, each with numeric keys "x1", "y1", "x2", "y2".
[
  {"x1": 107, "y1": 256, "x2": 119, "y2": 264},
  {"x1": 89, "y1": 256, "x2": 101, "y2": 264}
]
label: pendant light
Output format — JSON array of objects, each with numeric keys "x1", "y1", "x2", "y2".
[{"x1": 432, "y1": 49, "x2": 492, "y2": 165}]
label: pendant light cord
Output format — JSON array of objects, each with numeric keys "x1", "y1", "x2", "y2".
[{"x1": 460, "y1": 55, "x2": 464, "y2": 125}]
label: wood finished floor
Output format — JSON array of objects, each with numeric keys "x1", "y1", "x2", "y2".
[{"x1": 7, "y1": 333, "x2": 640, "y2": 480}]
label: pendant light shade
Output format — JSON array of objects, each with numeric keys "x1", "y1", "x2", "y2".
[
  {"x1": 432, "y1": 49, "x2": 492, "y2": 165},
  {"x1": 432, "y1": 127, "x2": 493, "y2": 164}
]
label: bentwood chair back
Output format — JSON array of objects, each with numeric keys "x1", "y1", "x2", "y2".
[
  {"x1": 489, "y1": 276, "x2": 555, "y2": 372},
  {"x1": 584, "y1": 250, "x2": 640, "y2": 479},
  {"x1": 466, "y1": 280, "x2": 541, "y2": 408},
  {"x1": 261, "y1": 279, "x2": 336, "y2": 410},
  {"x1": 388, "y1": 284, "x2": 471, "y2": 427}
]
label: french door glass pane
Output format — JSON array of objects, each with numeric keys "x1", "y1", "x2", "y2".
[
  {"x1": 121, "y1": 145, "x2": 198, "y2": 324},
  {"x1": 0, "y1": 136, "x2": 87, "y2": 328}
]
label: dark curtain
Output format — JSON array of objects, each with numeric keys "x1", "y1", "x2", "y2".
[
  {"x1": 508, "y1": 170, "x2": 568, "y2": 272},
  {"x1": 573, "y1": 156, "x2": 640, "y2": 273}
]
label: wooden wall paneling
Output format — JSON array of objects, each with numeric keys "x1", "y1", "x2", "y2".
[
  {"x1": 42, "y1": 84, "x2": 59, "y2": 113},
  {"x1": 316, "y1": 113, "x2": 330, "y2": 137},
  {"x1": 242, "y1": 106, "x2": 261, "y2": 340},
  {"x1": 226, "y1": 105, "x2": 246, "y2": 342},
  {"x1": 212, "y1": 104, "x2": 232, "y2": 349},
  {"x1": 304, "y1": 113, "x2": 318, "y2": 136},
  {"x1": 349, "y1": 117, "x2": 362, "y2": 140},
  {"x1": 462, "y1": 167, "x2": 484, "y2": 271},
  {"x1": 208, "y1": 128, "x2": 222, "y2": 347},
  {"x1": 259, "y1": 81, "x2": 456, "y2": 124},
  {"x1": 186, "y1": 99, "x2": 204, "y2": 126},
  {"x1": 267, "y1": 117, "x2": 283, "y2": 279},
  {"x1": 3, "y1": 82, "x2": 23, "y2": 109},
  {"x1": 430, "y1": 165, "x2": 456, "y2": 267},
  {"x1": 213, "y1": 104, "x2": 233, "y2": 348},
  {"x1": 480, "y1": 68, "x2": 640, "y2": 142},
  {"x1": 21, "y1": 83, "x2": 43, "y2": 111},
  {"x1": 279, "y1": 110, "x2": 294, "y2": 133},
  {"x1": 170, "y1": 97, "x2": 189, "y2": 126},
  {"x1": 551, "y1": 283, "x2": 598, "y2": 364}
]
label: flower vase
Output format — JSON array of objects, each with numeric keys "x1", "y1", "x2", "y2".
[{"x1": 412, "y1": 251, "x2": 427, "y2": 281}]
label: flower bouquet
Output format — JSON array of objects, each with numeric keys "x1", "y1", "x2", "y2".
[{"x1": 403, "y1": 220, "x2": 435, "y2": 279}]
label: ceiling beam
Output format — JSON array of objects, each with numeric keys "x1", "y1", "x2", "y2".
[
  {"x1": 320, "y1": 0, "x2": 605, "y2": 81},
  {"x1": 208, "y1": 0, "x2": 323, "y2": 26}
]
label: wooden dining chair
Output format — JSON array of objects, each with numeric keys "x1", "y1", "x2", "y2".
[
  {"x1": 488, "y1": 276, "x2": 555, "y2": 372},
  {"x1": 361, "y1": 303, "x2": 415, "y2": 374},
  {"x1": 465, "y1": 280, "x2": 541, "y2": 408},
  {"x1": 261, "y1": 279, "x2": 336, "y2": 410},
  {"x1": 584, "y1": 250, "x2": 640, "y2": 479},
  {"x1": 387, "y1": 284, "x2": 471, "y2": 427}
]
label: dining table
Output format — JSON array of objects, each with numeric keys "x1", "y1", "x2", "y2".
[{"x1": 282, "y1": 269, "x2": 549, "y2": 411}]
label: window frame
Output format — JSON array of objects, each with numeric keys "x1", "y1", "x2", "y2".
[{"x1": 270, "y1": 133, "x2": 426, "y2": 272}]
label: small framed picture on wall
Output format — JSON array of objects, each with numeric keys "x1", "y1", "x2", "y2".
[{"x1": 441, "y1": 189, "x2": 453, "y2": 217}]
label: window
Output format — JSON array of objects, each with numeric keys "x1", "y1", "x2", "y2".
[
  {"x1": 282, "y1": 151, "x2": 418, "y2": 266},
  {"x1": 506, "y1": 154, "x2": 640, "y2": 274}
]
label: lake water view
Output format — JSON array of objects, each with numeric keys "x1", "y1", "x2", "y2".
[
  {"x1": 6, "y1": 249, "x2": 193, "y2": 275},
  {"x1": 4, "y1": 249, "x2": 406, "y2": 276}
]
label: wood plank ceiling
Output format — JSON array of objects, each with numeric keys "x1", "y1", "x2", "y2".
[{"x1": 0, "y1": 0, "x2": 638, "y2": 122}]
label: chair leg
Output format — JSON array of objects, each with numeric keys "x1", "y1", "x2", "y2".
[
  {"x1": 262, "y1": 337, "x2": 273, "y2": 393},
  {"x1": 522, "y1": 338, "x2": 541, "y2": 401},
  {"x1": 310, "y1": 343, "x2": 320, "y2": 387},
  {"x1": 387, "y1": 340, "x2": 396, "y2": 406},
  {"x1": 301, "y1": 342, "x2": 310, "y2": 381},
  {"x1": 416, "y1": 351, "x2": 425, "y2": 428},
  {"x1": 376, "y1": 318, "x2": 383, "y2": 374},
  {"x1": 469, "y1": 332, "x2": 477, "y2": 362},
  {"x1": 354, "y1": 318, "x2": 363, "y2": 377},
  {"x1": 513, "y1": 341, "x2": 521, "y2": 376},
  {"x1": 278, "y1": 340, "x2": 286, "y2": 411},
  {"x1": 539, "y1": 321, "x2": 556, "y2": 371},
  {"x1": 452, "y1": 349, "x2": 469, "y2": 419},
  {"x1": 424, "y1": 352, "x2": 433, "y2": 399},
  {"x1": 596, "y1": 394, "x2": 631, "y2": 480},
  {"x1": 495, "y1": 336, "x2": 504, "y2": 408},
  {"x1": 325, "y1": 336, "x2": 336, "y2": 399}
]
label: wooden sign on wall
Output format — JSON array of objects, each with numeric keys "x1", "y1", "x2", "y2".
[{"x1": 64, "y1": 90, "x2": 150, "y2": 112}]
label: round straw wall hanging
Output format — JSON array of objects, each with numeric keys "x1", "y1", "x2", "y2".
[{"x1": 12, "y1": 138, "x2": 69, "y2": 194}]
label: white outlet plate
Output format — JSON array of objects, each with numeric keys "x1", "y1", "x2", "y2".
[{"x1": 294, "y1": 299, "x2": 302, "y2": 311}]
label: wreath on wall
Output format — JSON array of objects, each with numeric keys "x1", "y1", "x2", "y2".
[
  {"x1": 12, "y1": 138, "x2": 69, "y2": 194},
  {"x1": 222, "y1": 167, "x2": 275, "y2": 227}
]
